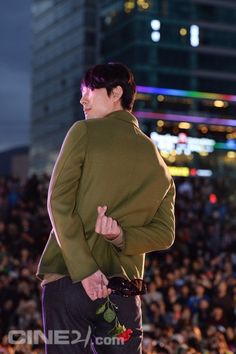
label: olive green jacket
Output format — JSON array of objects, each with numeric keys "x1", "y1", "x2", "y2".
[{"x1": 37, "y1": 110, "x2": 175, "y2": 282}]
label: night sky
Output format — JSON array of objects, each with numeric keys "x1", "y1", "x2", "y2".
[{"x1": 0, "y1": 0, "x2": 31, "y2": 152}]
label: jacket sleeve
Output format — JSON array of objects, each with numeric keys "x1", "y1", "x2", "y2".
[
  {"x1": 47, "y1": 121, "x2": 98, "y2": 282},
  {"x1": 121, "y1": 178, "x2": 176, "y2": 255}
]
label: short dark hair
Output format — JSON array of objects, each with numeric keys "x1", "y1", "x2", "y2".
[{"x1": 81, "y1": 62, "x2": 136, "y2": 111}]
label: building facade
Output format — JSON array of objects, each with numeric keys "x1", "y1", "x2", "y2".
[
  {"x1": 30, "y1": 0, "x2": 236, "y2": 175},
  {"x1": 101, "y1": 0, "x2": 236, "y2": 175},
  {"x1": 0, "y1": 147, "x2": 29, "y2": 182},
  {"x1": 101, "y1": 0, "x2": 236, "y2": 93},
  {"x1": 31, "y1": 0, "x2": 99, "y2": 173}
]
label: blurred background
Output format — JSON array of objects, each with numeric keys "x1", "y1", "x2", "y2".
[{"x1": 0, "y1": 1, "x2": 236, "y2": 353}]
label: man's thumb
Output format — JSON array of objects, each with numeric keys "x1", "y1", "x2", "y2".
[
  {"x1": 97, "y1": 205, "x2": 107, "y2": 216},
  {"x1": 101, "y1": 274, "x2": 109, "y2": 286}
]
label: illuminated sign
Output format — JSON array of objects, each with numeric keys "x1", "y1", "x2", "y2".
[
  {"x1": 151, "y1": 132, "x2": 215, "y2": 155},
  {"x1": 168, "y1": 167, "x2": 213, "y2": 177},
  {"x1": 135, "y1": 111, "x2": 236, "y2": 127},
  {"x1": 215, "y1": 140, "x2": 236, "y2": 150},
  {"x1": 136, "y1": 86, "x2": 236, "y2": 103},
  {"x1": 190, "y1": 25, "x2": 199, "y2": 47},
  {"x1": 168, "y1": 167, "x2": 189, "y2": 177},
  {"x1": 151, "y1": 19, "x2": 161, "y2": 42}
]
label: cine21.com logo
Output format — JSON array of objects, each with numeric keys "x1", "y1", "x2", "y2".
[{"x1": 8, "y1": 328, "x2": 125, "y2": 346}]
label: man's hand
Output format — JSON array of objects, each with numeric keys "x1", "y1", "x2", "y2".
[
  {"x1": 95, "y1": 205, "x2": 123, "y2": 241},
  {"x1": 81, "y1": 269, "x2": 111, "y2": 301}
]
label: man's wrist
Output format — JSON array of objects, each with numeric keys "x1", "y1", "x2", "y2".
[
  {"x1": 109, "y1": 229, "x2": 123, "y2": 248},
  {"x1": 108, "y1": 234, "x2": 120, "y2": 241}
]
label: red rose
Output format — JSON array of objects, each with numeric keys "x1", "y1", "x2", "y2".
[{"x1": 117, "y1": 328, "x2": 133, "y2": 342}]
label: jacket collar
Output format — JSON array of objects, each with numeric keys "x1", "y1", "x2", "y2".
[{"x1": 104, "y1": 110, "x2": 139, "y2": 128}]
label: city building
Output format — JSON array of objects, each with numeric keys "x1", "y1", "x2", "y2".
[
  {"x1": 0, "y1": 146, "x2": 29, "y2": 182},
  {"x1": 101, "y1": 0, "x2": 236, "y2": 175},
  {"x1": 101, "y1": 0, "x2": 236, "y2": 93},
  {"x1": 30, "y1": 0, "x2": 236, "y2": 175},
  {"x1": 30, "y1": 0, "x2": 99, "y2": 173}
]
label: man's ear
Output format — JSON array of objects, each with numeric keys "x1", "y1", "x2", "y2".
[{"x1": 111, "y1": 86, "x2": 123, "y2": 102}]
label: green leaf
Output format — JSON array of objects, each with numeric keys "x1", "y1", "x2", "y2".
[
  {"x1": 96, "y1": 303, "x2": 106, "y2": 315},
  {"x1": 113, "y1": 325, "x2": 126, "y2": 336},
  {"x1": 103, "y1": 308, "x2": 116, "y2": 323}
]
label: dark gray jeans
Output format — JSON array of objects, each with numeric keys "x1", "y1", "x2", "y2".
[{"x1": 42, "y1": 276, "x2": 142, "y2": 354}]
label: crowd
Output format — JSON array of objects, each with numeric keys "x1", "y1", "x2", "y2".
[{"x1": 0, "y1": 174, "x2": 235, "y2": 353}]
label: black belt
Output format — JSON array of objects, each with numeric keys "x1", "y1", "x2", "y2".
[{"x1": 108, "y1": 277, "x2": 147, "y2": 297}]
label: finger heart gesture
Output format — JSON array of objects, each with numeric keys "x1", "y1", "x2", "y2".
[{"x1": 95, "y1": 205, "x2": 121, "y2": 241}]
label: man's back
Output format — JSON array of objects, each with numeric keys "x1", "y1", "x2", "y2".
[
  {"x1": 37, "y1": 110, "x2": 175, "y2": 282},
  {"x1": 79, "y1": 110, "x2": 171, "y2": 239},
  {"x1": 39, "y1": 63, "x2": 175, "y2": 354}
]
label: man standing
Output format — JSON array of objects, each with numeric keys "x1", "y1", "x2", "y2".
[{"x1": 37, "y1": 63, "x2": 175, "y2": 353}]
